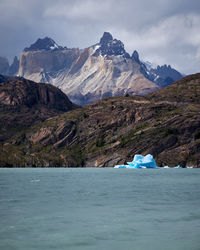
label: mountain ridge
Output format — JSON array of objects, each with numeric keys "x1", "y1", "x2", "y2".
[
  {"x1": 24, "y1": 37, "x2": 65, "y2": 51},
  {"x1": 0, "y1": 32, "x2": 183, "y2": 105},
  {"x1": 0, "y1": 73, "x2": 199, "y2": 168}
]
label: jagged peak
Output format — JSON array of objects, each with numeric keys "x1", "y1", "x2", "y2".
[
  {"x1": 24, "y1": 37, "x2": 64, "y2": 51},
  {"x1": 93, "y1": 32, "x2": 130, "y2": 58},
  {"x1": 156, "y1": 64, "x2": 181, "y2": 73},
  {"x1": 157, "y1": 64, "x2": 171, "y2": 70},
  {"x1": 132, "y1": 50, "x2": 140, "y2": 63},
  {"x1": 12, "y1": 56, "x2": 19, "y2": 63},
  {"x1": 100, "y1": 32, "x2": 113, "y2": 45}
]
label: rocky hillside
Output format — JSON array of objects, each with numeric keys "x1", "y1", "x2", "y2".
[
  {"x1": 0, "y1": 77, "x2": 77, "y2": 142},
  {"x1": 16, "y1": 33, "x2": 183, "y2": 105},
  {"x1": 148, "y1": 73, "x2": 200, "y2": 103},
  {"x1": 0, "y1": 73, "x2": 199, "y2": 168}
]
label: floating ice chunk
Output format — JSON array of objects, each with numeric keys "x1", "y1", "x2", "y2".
[
  {"x1": 174, "y1": 165, "x2": 182, "y2": 168},
  {"x1": 127, "y1": 154, "x2": 157, "y2": 168},
  {"x1": 30, "y1": 179, "x2": 40, "y2": 182},
  {"x1": 163, "y1": 166, "x2": 170, "y2": 168},
  {"x1": 115, "y1": 154, "x2": 158, "y2": 168},
  {"x1": 114, "y1": 165, "x2": 129, "y2": 168}
]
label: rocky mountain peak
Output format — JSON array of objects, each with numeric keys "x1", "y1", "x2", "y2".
[
  {"x1": 100, "y1": 32, "x2": 113, "y2": 45},
  {"x1": 93, "y1": 32, "x2": 130, "y2": 58},
  {"x1": 144, "y1": 63, "x2": 183, "y2": 87},
  {"x1": 9, "y1": 56, "x2": 19, "y2": 75},
  {"x1": 24, "y1": 37, "x2": 64, "y2": 51},
  {"x1": 132, "y1": 50, "x2": 140, "y2": 63},
  {"x1": 14, "y1": 33, "x2": 184, "y2": 106},
  {"x1": 157, "y1": 64, "x2": 171, "y2": 70}
]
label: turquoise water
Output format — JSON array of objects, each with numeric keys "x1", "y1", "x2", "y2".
[{"x1": 0, "y1": 168, "x2": 200, "y2": 250}]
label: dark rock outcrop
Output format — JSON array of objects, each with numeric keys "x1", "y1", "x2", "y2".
[
  {"x1": 0, "y1": 78, "x2": 76, "y2": 110},
  {"x1": 132, "y1": 50, "x2": 140, "y2": 63},
  {"x1": 24, "y1": 37, "x2": 64, "y2": 51},
  {"x1": 0, "y1": 77, "x2": 77, "y2": 142},
  {"x1": 100, "y1": 32, "x2": 113, "y2": 44},
  {"x1": 93, "y1": 32, "x2": 130, "y2": 58},
  {"x1": 148, "y1": 64, "x2": 183, "y2": 87}
]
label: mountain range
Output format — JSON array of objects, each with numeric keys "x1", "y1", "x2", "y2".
[
  {"x1": 0, "y1": 73, "x2": 199, "y2": 168},
  {"x1": 0, "y1": 32, "x2": 183, "y2": 105}
]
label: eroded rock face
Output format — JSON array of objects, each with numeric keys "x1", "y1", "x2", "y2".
[
  {"x1": 2, "y1": 34, "x2": 183, "y2": 106},
  {"x1": 0, "y1": 78, "x2": 77, "y2": 142},
  {"x1": 17, "y1": 34, "x2": 161, "y2": 105},
  {"x1": 18, "y1": 49, "x2": 79, "y2": 77},
  {"x1": 0, "y1": 78, "x2": 76, "y2": 110}
]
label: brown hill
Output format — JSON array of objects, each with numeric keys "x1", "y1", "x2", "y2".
[
  {"x1": 0, "y1": 73, "x2": 200, "y2": 167},
  {"x1": 148, "y1": 73, "x2": 200, "y2": 104},
  {"x1": 0, "y1": 78, "x2": 77, "y2": 142}
]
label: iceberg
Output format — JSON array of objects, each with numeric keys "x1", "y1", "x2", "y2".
[
  {"x1": 174, "y1": 165, "x2": 182, "y2": 168},
  {"x1": 114, "y1": 154, "x2": 159, "y2": 169},
  {"x1": 114, "y1": 155, "x2": 186, "y2": 169},
  {"x1": 114, "y1": 165, "x2": 130, "y2": 168}
]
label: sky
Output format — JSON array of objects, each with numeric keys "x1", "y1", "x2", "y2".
[{"x1": 0, "y1": 0, "x2": 200, "y2": 74}]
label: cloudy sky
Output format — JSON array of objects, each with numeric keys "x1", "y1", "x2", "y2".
[{"x1": 0, "y1": 0, "x2": 200, "y2": 74}]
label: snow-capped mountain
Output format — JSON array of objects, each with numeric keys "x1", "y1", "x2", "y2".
[
  {"x1": 148, "y1": 65, "x2": 183, "y2": 87},
  {"x1": 24, "y1": 37, "x2": 65, "y2": 51},
  {"x1": 9, "y1": 32, "x2": 183, "y2": 105},
  {"x1": 93, "y1": 32, "x2": 130, "y2": 58}
]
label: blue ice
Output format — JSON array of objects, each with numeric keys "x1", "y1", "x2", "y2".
[{"x1": 114, "y1": 154, "x2": 159, "y2": 168}]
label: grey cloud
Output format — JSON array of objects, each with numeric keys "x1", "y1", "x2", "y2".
[{"x1": 0, "y1": 0, "x2": 200, "y2": 74}]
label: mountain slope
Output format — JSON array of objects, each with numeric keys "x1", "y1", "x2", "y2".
[
  {"x1": 0, "y1": 73, "x2": 199, "y2": 168},
  {"x1": 148, "y1": 65, "x2": 183, "y2": 87},
  {"x1": 17, "y1": 33, "x2": 183, "y2": 105},
  {"x1": 0, "y1": 77, "x2": 77, "y2": 142},
  {"x1": 148, "y1": 73, "x2": 200, "y2": 103}
]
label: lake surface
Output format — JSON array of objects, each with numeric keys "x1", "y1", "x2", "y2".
[{"x1": 0, "y1": 168, "x2": 200, "y2": 250}]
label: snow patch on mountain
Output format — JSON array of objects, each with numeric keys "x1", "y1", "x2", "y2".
[{"x1": 24, "y1": 37, "x2": 64, "y2": 51}]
